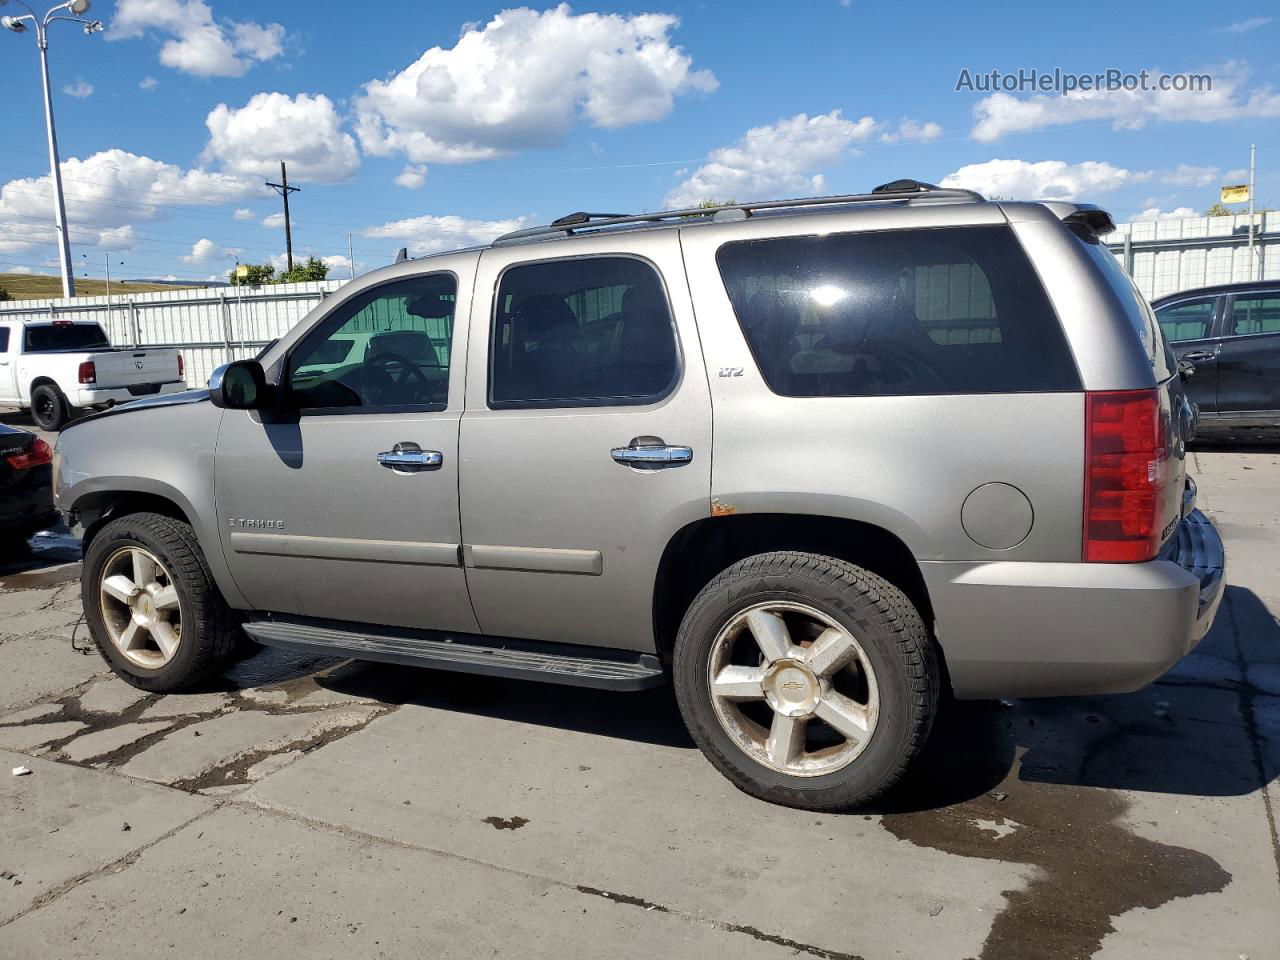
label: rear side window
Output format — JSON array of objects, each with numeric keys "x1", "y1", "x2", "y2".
[
  {"x1": 23, "y1": 323, "x2": 110, "y2": 352},
  {"x1": 716, "y1": 226, "x2": 1080, "y2": 396},
  {"x1": 0, "y1": 328, "x2": 9, "y2": 352},
  {"x1": 490, "y1": 256, "x2": 679, "y2": 407},
  {"x1": 1229, "y1": 294, "x2": 1280, "y2": 336},
  {"x1": 1154, "y1": 298, "x2": 1216, "y2": 342}
]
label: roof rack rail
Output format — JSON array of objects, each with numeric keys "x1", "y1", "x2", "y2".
[{"x1": 491, "y1": 182, "x2": 984, "y2": 245}]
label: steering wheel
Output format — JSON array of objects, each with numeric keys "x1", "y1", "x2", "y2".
[{"x1": 363, "y1": 351, "x2": 428, "y2": 405}]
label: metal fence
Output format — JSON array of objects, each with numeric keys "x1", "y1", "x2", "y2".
[
  {"x1": 0, "y1": 280, "x2": 345, "y2": 388},
  {"x1": 1, "y1": 209, "x2": 1277, "y2": 390}
]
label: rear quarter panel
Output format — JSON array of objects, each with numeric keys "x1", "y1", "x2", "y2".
[{"x1": 678, "y1": 206, "x2": 1086, "y2": 564}]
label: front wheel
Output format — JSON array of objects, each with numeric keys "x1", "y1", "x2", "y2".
[
  {"x1": 673, "y1": 551, "x2": 938, "y2": 811},
  {"x1": 82, "y1": 511, "x2": 241, "y2": 691}
]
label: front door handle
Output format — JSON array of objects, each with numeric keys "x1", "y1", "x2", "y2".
[
  {"x1": 377, "y1": 442, "x2": 443, "y2": 473},
  {"x1": 611, "y1": 436, "x2": 693, "y2": 468},
  {"x1": 1180, "y1": 349, "x2": 1216, "y2": 363}
]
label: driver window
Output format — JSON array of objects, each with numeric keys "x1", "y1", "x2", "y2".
[{"x1": 289, "y1": 273, "x2": 456, "y2": 411}]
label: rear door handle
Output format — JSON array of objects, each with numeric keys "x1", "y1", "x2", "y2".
[
  {"x1": 1180, "y1": 349, "x2": 1216, "y2": 363},
  {"x1": 377, "y1": 442, "x2": 443, "y2": 473},
  {"x1": 611, "y1": 436, "x2": 693, "y2": 468}
]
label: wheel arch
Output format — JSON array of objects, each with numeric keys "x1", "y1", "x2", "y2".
[
  {"x1": 68, "y1": 478, "x2": 248, "y2": 608},
  {"x1": 28, "y1": 376, "x2": 59, "y2": 399},
  {"x1": 652, "y1": 512, "x2": 943, "y2": 680}
]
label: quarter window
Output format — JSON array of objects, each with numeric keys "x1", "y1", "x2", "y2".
[
  {"x1": 1154, "y1": 298, "x2": 1216, "y2": 342},
  {"x1": 1229, "y1": 294, "x2": 1280, "y2": 336},
  {"x1": 490, "y1": 257, "x2": 678, "y2": 407},
  {"x1": 288, "y1": 273, "x2": 456, "y2": 411},
  {"x1": 716, "y1": 226, "x2": 1080, "y2": 397}
]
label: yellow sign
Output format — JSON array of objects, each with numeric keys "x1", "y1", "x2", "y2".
[
  {"x1": 1220, "y1": 184, "x2": 1250, "y2": 204},
  {"x1": 235, "y1": 264, "x2": 249, "y2": 279}
]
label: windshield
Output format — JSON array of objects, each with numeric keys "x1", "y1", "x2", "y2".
[{"x1": 23, "y1": 323, "x2": 111, "y2": 353}]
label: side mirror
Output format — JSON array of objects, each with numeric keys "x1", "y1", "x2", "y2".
[
  {"x1": 209, "y1": 360, "x2": 269, "y2": 409},
  {"x1": 1178, "y1": 359, "x2": 1195, "y2": 382}
]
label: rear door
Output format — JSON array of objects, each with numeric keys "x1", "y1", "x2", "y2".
[
  {"x1": 1216, "y1": 290, "x2": 1280, "y2": 421},
  {"x1": 0, "y1": 326, "x2": 16, "y2": 403},
  {"x1": 458, "y1": 231, "x2": 712, "y2": 652},
  {"x1": 1153, "y1": 296, "x2": 1221, "y2": 415}
]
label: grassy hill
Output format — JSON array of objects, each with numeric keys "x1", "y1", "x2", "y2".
[{"x1": 0, "y1": 273, "x2": 202, "y2": 302}]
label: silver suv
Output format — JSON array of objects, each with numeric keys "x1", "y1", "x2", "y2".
[{"x1": 54, "y1": 181, "x2": 1225, "y2": 810}]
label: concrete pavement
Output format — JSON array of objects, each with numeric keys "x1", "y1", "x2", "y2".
[{"x1": 0, "y1": 446, "x2": 1277, "y2": 960}]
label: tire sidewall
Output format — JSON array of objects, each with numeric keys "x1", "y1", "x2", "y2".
[
  {"x1": 82, "y1": 519, "x2": 202, "y2": 688},
  {"x1": 30, "y1": 385, "x2": 65, "y2": 432},
  {"x1": 675, "y1": 560, "x2": 921, "y2": 805}
]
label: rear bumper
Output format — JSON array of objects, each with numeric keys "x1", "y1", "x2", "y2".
[
  {"x1": 73, "y1": 381, "x2": 187, "y2": 408},
  {"x1": 923, "y1": 510, "x2": 1225, "y2": 699}
]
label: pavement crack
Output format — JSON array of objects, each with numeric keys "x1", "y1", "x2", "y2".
[
  {"x1": 574, "y1": 884, "x2": 864, "y2": 960},
  {"x1": 0, "y1": 804, "x2": 217, "y2": 930}
]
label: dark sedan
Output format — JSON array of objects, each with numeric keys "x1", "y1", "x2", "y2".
[
  {"x1": 1152, "y1": 280, "x2": 1280, "y2": 434},
  {"x1": 0, "y1": 423, "x2": 57, "y2": 550}
]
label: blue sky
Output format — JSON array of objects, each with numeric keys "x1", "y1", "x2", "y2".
[{"x1": 1, "y1": 0, "x2": 1277, "y2": 283}]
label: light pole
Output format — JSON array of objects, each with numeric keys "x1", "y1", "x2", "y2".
[{"x1": 1, "y1": 0, "x2": 104, "y2": 299}]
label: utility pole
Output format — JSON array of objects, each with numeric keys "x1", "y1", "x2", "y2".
[
  {"x1": 347, "y1": 233, "x2": 356, "y2": 281},
  {"x1": 266, "y1": 160, "x2": 300, "y2": 273},
  {"x1": 1248, "y1": 144, "x2": 1259, "y2": 281},
  {"x1": 3, "y1": 2, "x2": 106, "y2": 299}
]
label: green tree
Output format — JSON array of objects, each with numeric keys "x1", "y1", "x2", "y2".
[
  {"x1": 227, "y1": 263, "x2": 275, "y2": 286},
  {"x1": 275, "y1": 256, "x2": 330, "y2": 284},
  {"x1": 1204, "y1": 201, "x2": 1273, "y2": 217}
]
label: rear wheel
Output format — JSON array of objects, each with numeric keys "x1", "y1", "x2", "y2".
[
  {"x1": 82, "y1": 512, "x2": 241, "y2": 691},
  {"x1": 30, "y1": 384, "x2": 70, "y2": 431},
  {"x1": 673, "y1": 551, "x2": 938, "y2": 810}
]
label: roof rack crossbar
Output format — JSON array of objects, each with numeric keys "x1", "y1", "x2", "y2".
[{"x1": 491, "y1": 185, "x2": 984, "y2": 244}]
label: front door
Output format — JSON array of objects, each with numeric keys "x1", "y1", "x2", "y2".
[
  {"x1": 458, "y1": 234, "x2": 712, "y2": 652},
  {"x1": 1154, "y1": 295, "x2": 1221, "y2": 416},
  {"x1": 1216, "y1": 291, "x2": 1280, "y2": 421},
  {"x1": 214, "y1": 262, "x2": 479, "y2": 633}
]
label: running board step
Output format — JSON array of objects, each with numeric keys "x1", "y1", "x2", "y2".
[{"x1": 243, "y1": 617, "x2": 666, "y2": 691}]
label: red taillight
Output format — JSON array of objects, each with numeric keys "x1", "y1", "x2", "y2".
[
  {"x1": 7, "y1": 437, "x2": 52, "y2": 470},
  {"x1": 78, "y1": 360, "x2": 96, "y2": 384},
  {"x1": 178, "y1": 353, "x2": 185, "y2": 379},
  {"x1": 1083, "y1": 389, "x2": 1169, "y2": 563}
]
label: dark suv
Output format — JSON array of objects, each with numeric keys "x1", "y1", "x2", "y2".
[{"x1": 1152, "y1": 281, "x2": 1280, "y2": 434}]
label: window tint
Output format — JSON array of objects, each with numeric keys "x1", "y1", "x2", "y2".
[
  {"x1": 288, "y1": 274, "x2": 456, "y2": 410},
  {"x1": 1229, "y1": 294, "x2": 1280, "y2": 336},
  {"x1": 1155, "y1": 298, "x2": 1216, "y2": 342},
  {"x1": 490, "y1": 257, "x2": 678, "y2": 407},
  {"x1": 0, "y1": 328, "x2": 9, "y2": 352},
  {"x1": 23, "y1": 323, "x2": 110, "y2": 352},
  {"x1": 716, "y1": 226, "x2": 1080, "y2": 397}
]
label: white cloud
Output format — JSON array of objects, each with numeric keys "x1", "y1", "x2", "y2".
[
  {"x1": 6, "y1": 266, "x2": 34, "y2": 275},
  {"x1": 139, "y1": 76, "x2": 158, "y2": 91},
  {"x1": 1221, "y1": 17, "x2": 1270, "y2": 33},
  {"x1": 97, "y1": 224, "x2": 138, "y2": 251},
  {"x1": 880, "y1": 119, "x2": 942, "y2": 143},
  {"x1": 203, "y1": 92, "x2": 359, "y2": 183},
  {"x1": 182, "y1": 237, "x2": 240, "y2": 263},
  {"x1": 0, "y1": 149, "x2": 258, "y2": 256},
  {"x1": 261, "y1": 212, "x2": 284, "y2": 229},
  {"x1": 940, "y1": 159, "x2": 1145, "y2": 200},
  {"x1": 354, "y1": 4, "x2": 716, "y2": 164},
  {"x1": 1158, "y1": 164, "x2": 1220, "y2": 187},
  {"x1": 232, "y1": 207, "x2": 255, "y2": 221},
  {"x1": 362, "y1": 213, "x2": 529, "y2": 257},
  {"x1": 63, "y1": 82, "x2": 94, "y2": 99},
  {"x1": 395, "y1": 164, "x2": 429, "y2": 189},
  {"x1": 110, "y1": 0, "x2": 285, "y2": 78},
  {"x1": 665, "y1": 110, "x2": 880, "y2": 208},
  {"x1": 971, "y1": 64, "x2": 1280, "y2": 141},
  {"x1": 1132, "y1": 206, "x2": 1199, "y2": 222}
]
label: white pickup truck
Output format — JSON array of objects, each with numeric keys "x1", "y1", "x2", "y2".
[{"x1": 0, "y1": 319, "x2": 187, "y2": 430}]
